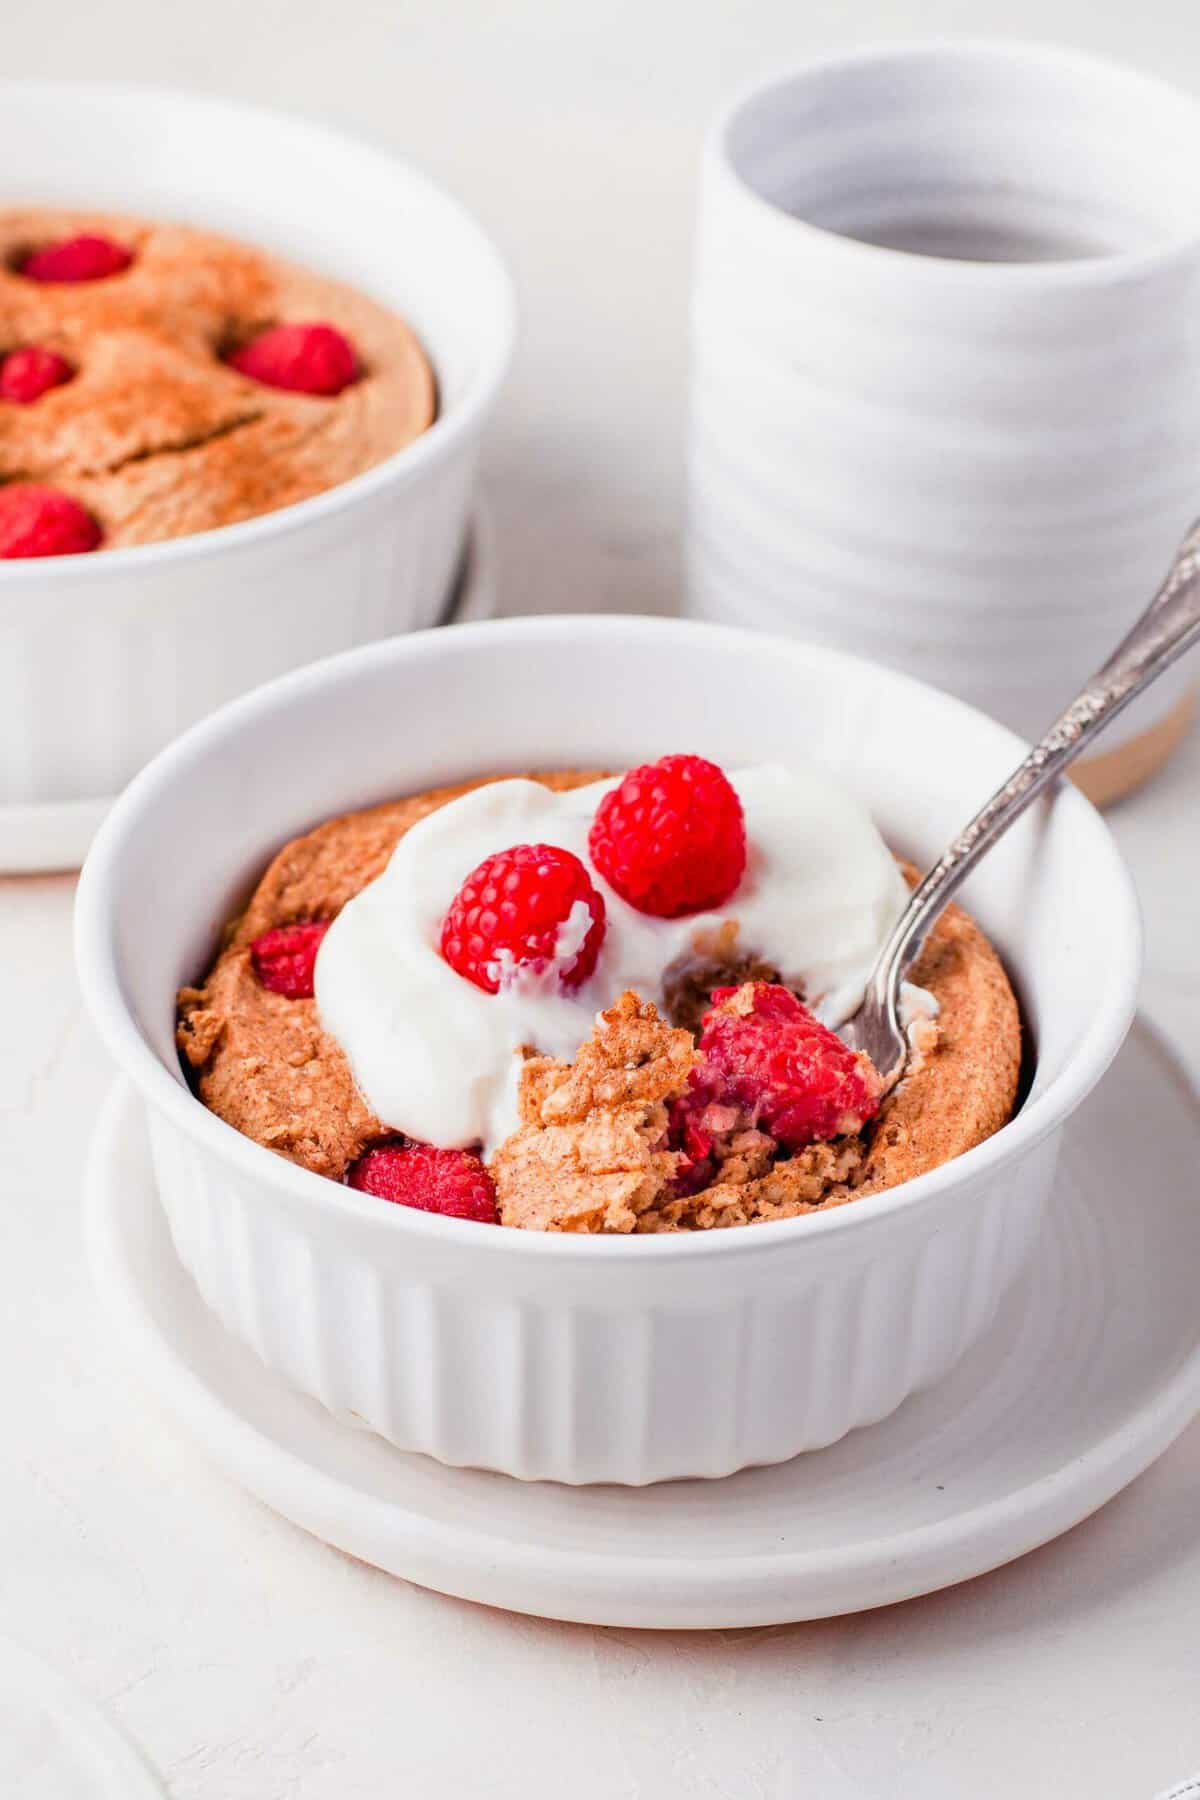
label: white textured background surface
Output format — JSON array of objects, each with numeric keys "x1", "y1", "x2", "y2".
[{"x1": 1, "y1": 1, "x2": 1199, "y2": 1795}]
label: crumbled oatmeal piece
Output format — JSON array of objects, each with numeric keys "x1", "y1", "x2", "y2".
[
  {"x1": 638, "y1": 1135, "x2": 865, "y2": 1232},
  {"x1": 494, "y1": 993, "x2": 693, "y2": 1232},
  {"x1": 494, "y1": 988, "x2": 873, "y2": 1233},
  {"x1": 492, "y1": 1099, "x2": 678, "y2": 1233},
  {"x1": 516, "y1": 990, "x2": 696, "y2": 1126},
  {"x1": 907, "y1": 1009, "x2": 940, "y2": 1069},
  {"x1": 176, "y1": 986, "x2": 225, "y2": 1066}
]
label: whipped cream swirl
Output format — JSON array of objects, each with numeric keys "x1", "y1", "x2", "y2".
[{"x1": 315, "y1": 765, "x2": 910, "y2": 1153}]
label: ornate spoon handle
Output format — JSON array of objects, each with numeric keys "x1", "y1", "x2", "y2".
[{"x1": 871, "y1": 516, "x2": 1200, "y2": 1000}]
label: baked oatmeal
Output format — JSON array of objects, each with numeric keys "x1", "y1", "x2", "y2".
[
  {"x1": 0, "y1": 208, "x2": 434, "y2": 553},
  {"x1": 178, "y1": 758, "x2": 1021, "y2": 1231}
]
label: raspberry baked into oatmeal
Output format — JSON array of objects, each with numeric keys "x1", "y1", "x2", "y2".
[
  {"x1": 0, "y1": 208, "x2": 434, "y2": 556},
  {"x1": 177, "y1": 756, "x2": 1022, "y2": 1233}
]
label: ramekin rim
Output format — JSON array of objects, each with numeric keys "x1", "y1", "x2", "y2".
[
  {"x1": 0, "y1": 77, "x2": 516, "y2": 584},
  {"x1": 707, "y1": 36, "x2": 1200, "y2": 287},
  {"x1": 74, "y1": 613, "x2": 1143, "y2": 1262}
]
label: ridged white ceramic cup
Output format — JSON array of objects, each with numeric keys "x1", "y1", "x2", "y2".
[
  {"x1": 687, "y1": 41, "x2": 1200, "y2": 796},
  {"x1": 75, "y1": 617, "x2": 1141, "y2": 1486},
  {"x1": 0, "y1": 82, "x2": 514, "y2": 813}
]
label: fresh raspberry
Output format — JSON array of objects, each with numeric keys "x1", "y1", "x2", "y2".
[
  {"x1": 347, "y1": 1141, "x2": 499, "y2": 1224},
  {"x1": 0, "y1": 484, "x2": 101, "y2": 558},
  {"x1": 676, "y1": 982, "x2": 882, "y2": 1155},
  {"x1": 440, "y1": 842, "x2": 606, "y2": 994},
  {"x1": 20, "y1": 234, "x2": 133, "y2": 283},
  {"x1": 0, "y1": 346, "x2": 74, "y2": 404},
  {"x1": 665, "y1": 1090, "x2": 735, "y2": 1195},
  {"x1": 227, "y1": 322, "x2": 359, "y2": 395},
  {"x1": 588, "y1": 754, "x2": 746, "y2": 918},
  {"x1": 250, "y1": 920, "x2": 330, "y2": 999}
]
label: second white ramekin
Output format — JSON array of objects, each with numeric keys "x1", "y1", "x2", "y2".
[
  {"x1": 0, "y1": 82, "x2": 514, "y2": 820},
  {"x1": 75, "y1": 617, "x2": 1141, "y2": 1485}
]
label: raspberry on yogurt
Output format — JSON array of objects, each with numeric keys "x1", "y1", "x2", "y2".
[
  {"x1": 589, "y1": 753, "x2": 746, "y2": 918},
  {"x1": 316, "y1": 767, "x2": 911, "y2": 1156},
  {"x1": 440, "y1": 842, "x2": 607, "y2": 994}
]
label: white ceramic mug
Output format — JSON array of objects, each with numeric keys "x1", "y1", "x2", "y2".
[{"x1": 686, "y1": 41, "x2": 1200, "y2": 800}]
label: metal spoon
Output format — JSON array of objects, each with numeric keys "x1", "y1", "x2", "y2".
[{"x1": 840, "y1": 516, "x2": 1200, "y2": 1089}]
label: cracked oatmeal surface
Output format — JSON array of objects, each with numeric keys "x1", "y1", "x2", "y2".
[
  {"x1": 178, "y1": 772, "x2": 1022, "y2": 1226},
  {"x1": 0, "y1": 208, "x2": 434, "y2": 545}
]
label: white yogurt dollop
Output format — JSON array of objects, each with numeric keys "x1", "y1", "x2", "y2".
[{"x1": 315, "y1": 765, "x2": 909, "y2": 1153}]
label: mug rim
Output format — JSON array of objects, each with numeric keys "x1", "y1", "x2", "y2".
[{"x1": 707, "y1": 36, "x2": 1200, "y2": 285}]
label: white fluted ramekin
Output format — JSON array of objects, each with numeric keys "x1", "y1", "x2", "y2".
[
  {"x1": 0, "y1": 82, "x2": 514, "y2": 821},
  {"x1": 686, "y1": 41, "x2": 1200, "y2": 787},
  {"x1": 75, "y1": 617, "x2": 1140, "y2": 1485}
]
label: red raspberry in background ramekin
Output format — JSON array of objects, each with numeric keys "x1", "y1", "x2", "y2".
[
  {"x1": 228, "y1": 321, "x2": 359, "y2": 396},
  {"x1": 20, "y1": 234, "x2": 133, "y2": 283},
  {"x1": 0, "y1": 346, "x2": 75, "y2": 404},
  {"x1": 0, "y1": 484, "x2": 101, "y2": 558}
]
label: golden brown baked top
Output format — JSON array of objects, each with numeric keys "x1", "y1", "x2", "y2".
[
  {"x1": 0, "y1": 208, "x2": 435, "y2": 546},
  {"x1": 177, "y1": 774, "x2": 1023, "y2": 1230}
]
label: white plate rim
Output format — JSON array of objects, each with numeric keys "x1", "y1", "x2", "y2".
[
  {"x1": 85, "y1": 1021, "x2": 1200, "y2": 1629},
  {"x1": 0, "y1": 1636, "x2": 164, "y2": 1798}
]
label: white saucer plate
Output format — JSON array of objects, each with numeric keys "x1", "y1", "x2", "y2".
[
  {"x1": 87, "y1": 1022, "x2": 1200, "y2": 1630},
  {"x1": 0, "y1": 507, "x2": 497, "y2": 878},
  {"x1": 0, "y1": 1636, "x2": 164, "y2": 1799}
]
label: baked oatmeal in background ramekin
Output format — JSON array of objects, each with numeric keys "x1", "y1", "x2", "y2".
[
  {"x1": 0, "y1": 82, "x2": 513, "y2": 820},
  {"x1": 75, "y1": 617, "x2": 1141, "y2": 1484},
  {"x1": 0, "y1": 206, "x2": 436, "y2": 549}
]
